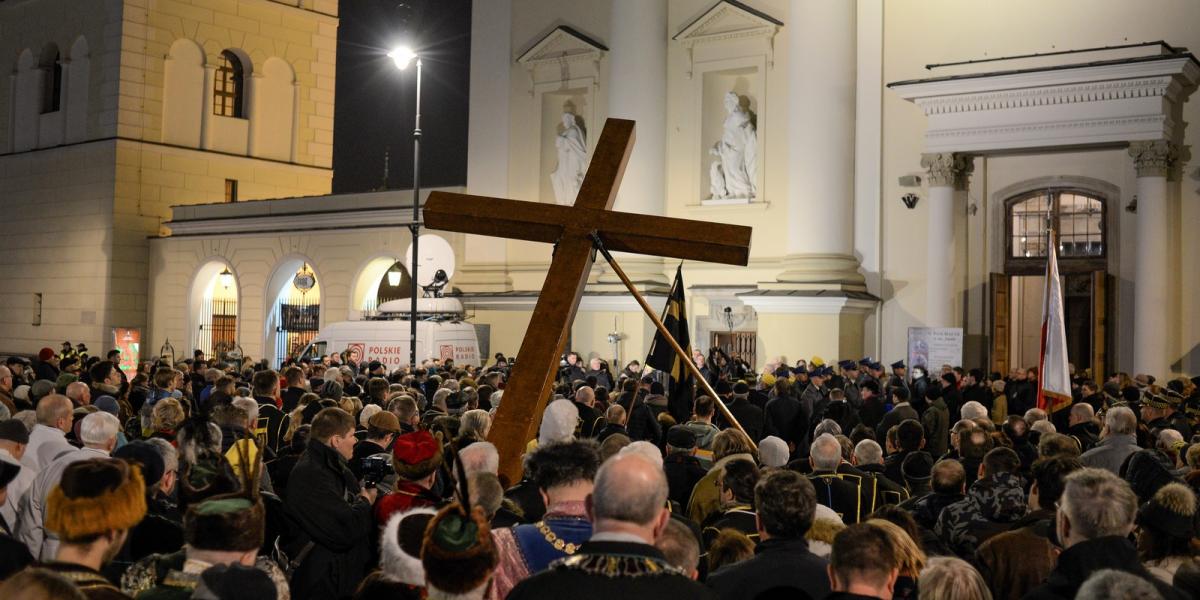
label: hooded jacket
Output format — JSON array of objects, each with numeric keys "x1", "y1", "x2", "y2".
[{"x1": 935, "y1": 471, "x2": 1028, "y2": 558}]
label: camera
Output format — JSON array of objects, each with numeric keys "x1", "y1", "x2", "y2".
[{"x1": 360, "y1": 453, "x2": 392, "y2": 489}]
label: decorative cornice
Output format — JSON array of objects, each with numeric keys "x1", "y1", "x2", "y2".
[
  {"x1": 890, "y1": 53, "x2": 1199, "y2": 154},
  {"x1": 672, "y1": 0, "x2": 782, "y2": 78},
  {"x1": 738, "y1": 294, "x2": 877, "y2": 315},
  {"x1": 920, "y1": 153, "x2": 974, "y2": 189},
  {"x1": 1128, "y1": 140, "x2": 1180, "y2": 178}
]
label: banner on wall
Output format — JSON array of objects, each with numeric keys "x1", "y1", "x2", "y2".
[
  {"x1": 907, "y1": 327, "x2": 963, "y2": 372},
  {"x1": 112, "y1": 328, "x2": 141, "y2": 375}
]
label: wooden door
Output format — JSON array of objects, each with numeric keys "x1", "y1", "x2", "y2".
[
  {"x1": 990, "y1": 273, "x2": 1010, "y2": 376},
  {"x1": 712, "y1": 331, "x2": 757, "y2": 371},
  {"x1": 1091, "y1": 270, "x2": 1109, "y2": 382}
]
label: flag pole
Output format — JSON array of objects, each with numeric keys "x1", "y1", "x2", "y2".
[{"x1": 590, "y1": 233, "x2": 756, "y2": 451}]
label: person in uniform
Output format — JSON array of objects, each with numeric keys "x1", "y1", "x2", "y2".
[
  {"x1": 838, "y1": 361, "x2": 862, "y2": 409},
  {"x1": 800, "y1": 367, "x2": 829, "y2": 434},
  {"x1": 700, "y1": 459, "x2": 760, "y2": 551},
  {"x1": 887, "y1": 361, "x2": 910, "y2": 402},
  {"x1": 807, "y1": 434, "x2": 864, "y2": 524}
]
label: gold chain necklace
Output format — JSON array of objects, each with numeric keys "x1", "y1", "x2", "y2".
[{"x1": 536, "y1": 521, "x2": 580, "y2": 554}]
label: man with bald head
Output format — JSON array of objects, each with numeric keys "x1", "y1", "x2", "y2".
[
  {"x1": 22, "y1": 395, "x2": 74, "y2": 474},
  {"x1": 572, "y1": 385, "x2": 602, "y2": 438},
  {"x1": 64, "y1": 382, "x2": 90, "y2": 408},
  {"x1": 508, "y1": 452, "x2": 715, "y2": 600}
]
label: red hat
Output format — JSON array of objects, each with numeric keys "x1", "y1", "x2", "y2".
[
  {"x1": 38, "y1": 348, "x2": 54, "y2": 361},
  {"x1": 392, "y1": 431, "x2": 443, "y2": 480}
]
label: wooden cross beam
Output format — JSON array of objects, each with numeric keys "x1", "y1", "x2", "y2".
[{"x1": 423, "y1": 118, "x2": 752, "y2": 483}]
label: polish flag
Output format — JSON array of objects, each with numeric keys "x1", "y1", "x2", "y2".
[{"x1": 1038, "y1": 230, "x2": 1072, "y2": 413}]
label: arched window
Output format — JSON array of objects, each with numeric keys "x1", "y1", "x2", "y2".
[
  {"x1": 40, "y1": 44, "x2": 62, "y2": 114},
  {"x1": 1006, "y1": 189, "x2": 1105, "y2": 272},
  {"x1": 214, "y1": 50, "x2": 245, "y2": 118}
]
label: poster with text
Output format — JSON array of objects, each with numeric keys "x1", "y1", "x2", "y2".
[
  {"x1": 907, "y1": 327, "x2": 963, "y2": 373},
  {"x1": 112, "y1": 328, "x2": 141, "y2": 375}
]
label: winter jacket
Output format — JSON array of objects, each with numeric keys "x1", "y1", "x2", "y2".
[
  {"x1": 1079, "y1": 433, "x2": 1139, "y2": 475},
  {"x1": 664, "y1": 453, "x2": 707, "y2": 509},
  {"x1": 899, "y1": 491, "x2": 965, "y2": 531},
  {"x1": 283, "y1": 439, "x2": 375, "y2": 600},
  {"x1": 935, "y1": 471, "x2": 1027, "y2": 558},
  {"x1": 922, "y1": 398, "x2": 950, "y2": 457},
  {"x1": 975, "y1": 509, "x2": 1057, "y2": 600},
  {"x1": 706, "y1": 538, "x2": 830, "y2": 600},
  {"x1": 1022, "y1": 536, "x2": 1186, "y2": 600},
  {"x1": 719, "y1": 397, "x2": 764, "y2": 443}
]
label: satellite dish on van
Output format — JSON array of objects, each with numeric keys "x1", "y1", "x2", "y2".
[{"x1": 405, "y1": 234, "x2": 456, "y2": 291}]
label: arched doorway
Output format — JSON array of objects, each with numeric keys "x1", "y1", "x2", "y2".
[
  {"x1": 266, "y1": 260, "x2": 322, "y2": 367},
  {"x1": 991, "y1": 187, "x2": 1110, "y2": 379},
  {"x1": 350, "y1": 255, "x2": 410, "y2": 319},
  {"x1": 189, "y1": 261, "x2": 239, "y2": 362}
]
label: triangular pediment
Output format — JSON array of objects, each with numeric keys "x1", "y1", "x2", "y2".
[
  {"x1": 517, "y1": 25, "x2": 607, "y2": 67},
  {"x1": 674, "y1": 0, "x2": 783, "y2": 46}
]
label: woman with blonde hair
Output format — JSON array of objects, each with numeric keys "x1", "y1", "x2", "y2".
[
  {"x1": 149, "y1": 396, "x2": 185, "y2": 440},
  {"x1": 920, "y1": 556, "x2": 992, "y2": 600},
  {"x1": 866, "y1": 518, "x2": 925, "y2": 598}
]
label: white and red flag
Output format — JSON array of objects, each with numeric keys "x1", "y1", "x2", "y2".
[{"x1": 1038, "y1": 230, "x2": 1072, "y2": 413}]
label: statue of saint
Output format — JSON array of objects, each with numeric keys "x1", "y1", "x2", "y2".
[
  {"x1": 709, "y1": 91, "x2": 758, "y2": 200},
  {"x1": 551, "y1": 112, "x2": 588, "y2": 205}
]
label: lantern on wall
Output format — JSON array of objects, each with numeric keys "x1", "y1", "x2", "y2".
[
  {"x1": 293, "y1": 263, "x2": 316, "y2": 295},
  {"x1": 218, "y1": 267, "x2": 234, "y2": 291},
  {"x1": 386, "y1": 263, "x2": 403, "y2": 287}
]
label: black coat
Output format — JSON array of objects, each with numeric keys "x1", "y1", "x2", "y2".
[
  {"x1": 664, "y1": 453, "x2": 707, "y2": 509},
  {"x1": 508, "y1": 540, "x2": 715, "y2": 600},
  {"x1": 876, "y1": 403, "x2": 919, "y2": 443},
  {"x1": 706, "y1": 538, "x2": 830, "y2": 600},
  {"x1": 254, "y1": 396, "x2": 290, "y2": 454},
  {"x1": 573, "y1": 401, "x2": 603, "y2": 438},
  {"x1": 283, "y1": 439, "x2": 375, "y2": 600},
  {"x1": 719, "y1": 397, "x2": 765, "y2": 443},
  {"x1": 281, "y1": 386, "x2": 307, "y2": 413},
  {"x1": 764, "y1": 395, "x2": 808, "y2": 450},
  {"x1": 1022, "y1": 536, "x2": 1187, "y2": 600}
]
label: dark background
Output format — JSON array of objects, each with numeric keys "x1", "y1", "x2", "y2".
[{"x1": 332, "y1": 0, "x2": 472, "y2": 193}]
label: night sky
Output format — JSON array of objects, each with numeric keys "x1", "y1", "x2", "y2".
[{"x1": 332, "y1": 0, "x2": 472, "y2": 193}]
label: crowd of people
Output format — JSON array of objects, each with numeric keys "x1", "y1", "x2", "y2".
[{"x1": 0, "y1": 343, "x2": 1198, "y2": 600}]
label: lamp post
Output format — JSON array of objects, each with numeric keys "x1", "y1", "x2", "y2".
[{"x1": 389, "y1": 46, "x2": 422, "y2": 370}]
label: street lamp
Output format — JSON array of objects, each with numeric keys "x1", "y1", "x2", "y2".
[{"x1": 389, "y1": 45, "x2": 422, "y2": 370}]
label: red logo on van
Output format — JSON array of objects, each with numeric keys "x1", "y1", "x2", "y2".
[{"x1": 439, "y1": 345, "x2": 455, "y2": 361}]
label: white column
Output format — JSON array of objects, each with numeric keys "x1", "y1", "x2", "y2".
[
  {"x1": 920, "y1": 152, "x2": 972, "y2": 327},
  {"x1": 460, "y1": 0, "x2": 514, "y2": 291},
  {"x1": 778, "y1": 0, "x2": 861, "y2": 285},
  {"x1": 200, "y1": 65, "x2": 215, "y2": 150},
  {"x1": 1129, "y1": 140, "x2": 1178, "y2": 377},
  {"x1": 597, "y1": 0, "x2": 669, "y2": 288},
  {"x1": 246, "y1": 72, "x2": 260, "y2": 156}
]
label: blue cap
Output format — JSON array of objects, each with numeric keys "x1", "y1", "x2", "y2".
[
  {"x1": 838, "y1": 360, "x2": 857, "y2": 370},
  {"x1": 858, "y1": 357, "x2": 874, "y2": 366},
  {"x1": 890, "y1": 360, "x2": 906, "y2": 369}
]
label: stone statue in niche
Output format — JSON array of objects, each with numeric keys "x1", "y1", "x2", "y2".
[
  {"x1": 551, "y1": 112, "x2": 588, "y2": 205},
  {"x1": 709, "y1": 91, "x2": 757, "y2": 201}
]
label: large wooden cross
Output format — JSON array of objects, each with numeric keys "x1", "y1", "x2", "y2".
[{"x1": 424, "y1": 118, "x2": 752, "y2": 482}]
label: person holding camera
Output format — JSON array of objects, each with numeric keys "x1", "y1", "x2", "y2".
[
  {"x1": 373, "y1": 430, "x2": 445, "y2": 525},
  {"x1": 282, "y1": 407, "x2": 376, "y2": 600},
  {"x1": 350, "y1": 411, "x2": 402, "y2": 480}
]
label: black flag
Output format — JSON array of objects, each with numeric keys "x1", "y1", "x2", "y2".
[{"x1": 645, "y1": 265, "x2": 694, "y2": 423}]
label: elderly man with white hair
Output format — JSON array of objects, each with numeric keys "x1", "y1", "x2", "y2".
[
  {"x1": 1024, "y1": 468, "x2": 1182, "y2": 600},
  {"x1": 536, "y1": 399, "x2": 578, "y2": 448},
  {"x1": 806, "y1": 433, "x2": 865, "y2": 524},
  {"x1": 22, "y1": 394, "x2": 74, "y2": 474},
  {"x1": 851, "y1": 439, "x2": 909, "y2": 511},
  {"x1": 15, "y1": 411, "x2": 121, "y2": 560},
  {"x1": 1079, "y1": 406, "x2": 1140, "y2": 475},
  {"x1": 959, "y1": 400, "x2": 988, "y2": 422}
]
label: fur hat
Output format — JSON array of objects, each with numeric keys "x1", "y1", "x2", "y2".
[
  {"x1": 421, "y1": 504, "x2": 498, "y2": 594},
  {"x1": 46, "y1": 458, "x2": 147, "y2": 541},
  {"x1": 1137, "y1": 482, "x2": 1197, "y2": 539},
  {"x1": 185, "y1": 496, "x2": 265, "y2": 552},
  {"x1": 379, "y1": 507, "x2": 438, "y2": 586},
  {"x1": 393, "y1": 430, "x2": 443, "y2": 481}
]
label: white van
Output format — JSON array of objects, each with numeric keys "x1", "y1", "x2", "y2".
[{"x1": 296, "y1": 298, "x2": 481, "y2": 368}]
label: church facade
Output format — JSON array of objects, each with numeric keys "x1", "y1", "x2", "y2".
[{"x1": 5, "y1": 0, "x2": 1200, "y2": 380}]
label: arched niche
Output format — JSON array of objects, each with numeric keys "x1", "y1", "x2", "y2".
[
  {"x1": 12, "y1": 48, "x2": 39, "y2": 151},
  {"x1": 348, "y1": 254, "x2": 410, "y2": 321},
  {"x1": 65, "y1": 36, "x2": 90, "y2": 142},
  {"x1": 188, "y1": 259, "x2": 240, "y2": 360},
  {"x1": 263, "y1": 255, "x2": 323, "y2": 366},
  {"x1": 163, "y1": 39, "x2": 205, "y2": 147},
  {"x1": 252, "y1": 56, "x2": 296, "y2": 160}
]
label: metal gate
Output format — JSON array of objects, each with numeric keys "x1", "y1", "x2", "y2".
[
  {"x1": 198, "y1": 298, "x2": 238, "y2": 361},
  {"x1": 274, "y1": 294, "x2": 320, "y2": 366}
]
